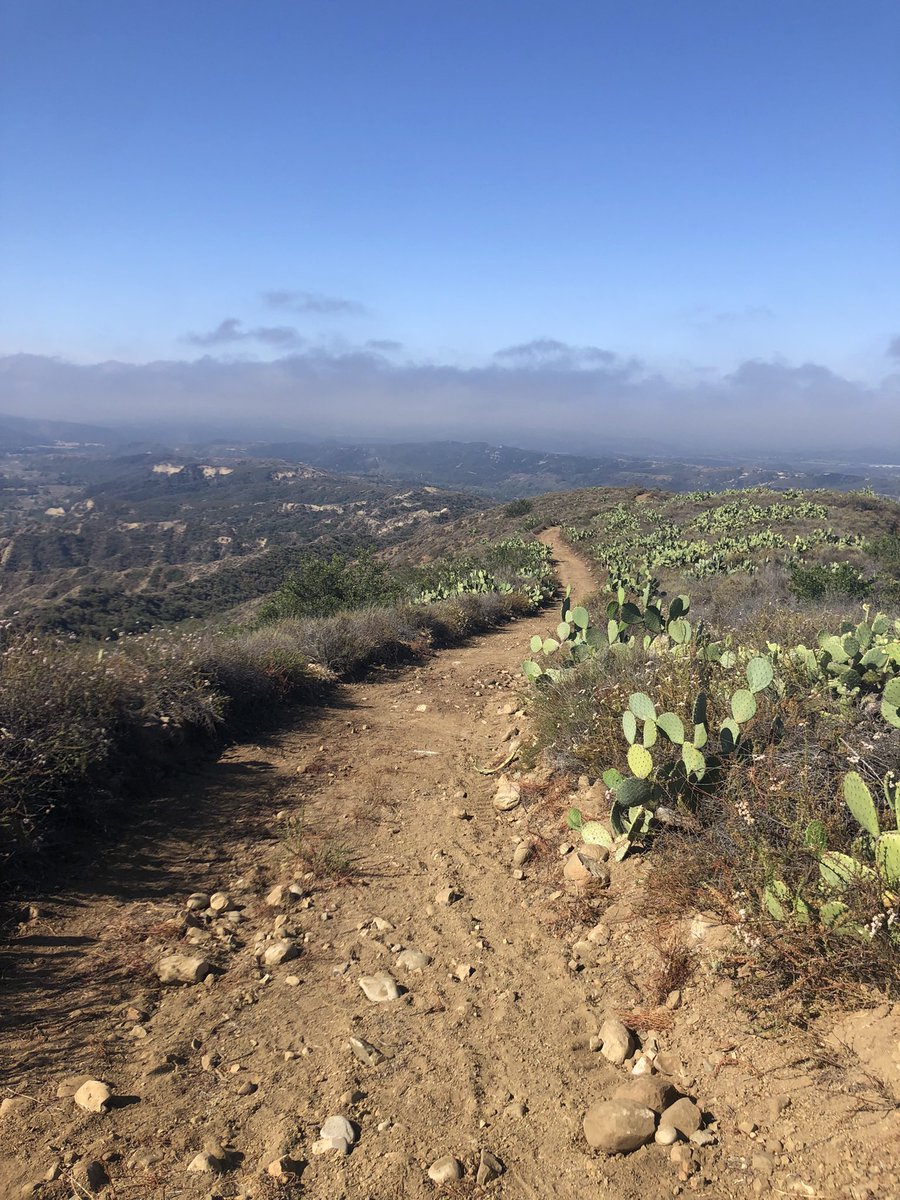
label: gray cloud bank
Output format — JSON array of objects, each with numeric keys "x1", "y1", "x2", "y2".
[
  {"x1": 261, "y1": 289, "x2": 367, "y2": 315},
  {"x1": 1, "y1": 342, "x2": 897, "y2": 456},
  {"x1": 185, "y1": 318, "x2": 305, "y2": 348}
]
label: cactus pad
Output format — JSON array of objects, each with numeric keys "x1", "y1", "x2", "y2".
[
  {"x1": 746, "y1": 656, "x2": 774, "y2": 694},
  {"x1": 627, "y1": 743, "x2": 654, "y2": 779},
  {"x1": 615, "y1": 776, "x2": 652, "y2": 808},
  {"x1": 657, "y1": 712, "x2": 685, "y2": 744},
  {"x1": 581, "y1": 820, "x2": 613, "y2": 848},
  {"x1": 628, "y1": 692, "x2": 656, "y2": 721},
  {"x1": 681, "y1": 743, "x2": 706, "y2": 778},
  {"x1": 731, "y1": 689, "x2": 757, "y2": 723},
  {"x1": 876, "y1": 831, "x2": 900, "y2": 887},
  {"x1": 843, "y1": 771, "x2": 880, "y2": 838}
]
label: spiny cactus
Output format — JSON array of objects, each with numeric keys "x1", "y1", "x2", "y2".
[
  {"x1": 842, "y1": 771, "x2": 900, "y2": 889},
  {"x1": 566, "y1": 807, "x2": 614, "y2": 849},
  {"x1": 809, "y1": 611, "x2": 900, "y2": 699},
  {"x1": 882, "y1": 677, "x2": 900, "y2": 728},
  {"x1": 766, "y1": 770, "x2": 900, "y2": 935}
]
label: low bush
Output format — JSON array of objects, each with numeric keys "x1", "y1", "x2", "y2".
[
  {"x1": 256, "y1": 551, "x2": 402, "y2": 622},
  {"x1": 788, "y1": 560, "x2": 872, "y2": 601},
  {"x1": 503, "y1": 498, "x2": 533, "y2": 518}
]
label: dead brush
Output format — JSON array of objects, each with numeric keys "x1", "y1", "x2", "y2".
[
  {"x1": 540, "y1": 892, "x2": 603, "y2": 938},
  {"x1": 642, "y1": 932, "x2": 697, "y2": 1006},
  {"x1": 617, "y1": 1007, "x2": 676, "y2": 1034},
  {"x1": 519, "y1": 775, "x2": 572, "y2": 824},
  {"x1": 311, "y1": 838, "x2": 357, "y2": 882},
  {"x1": 810, "y1": 1040, "x2": 900, "y2": 1115},
  {"x1": 740, "y1": 913, "x2": 900, "y2": 1017}
]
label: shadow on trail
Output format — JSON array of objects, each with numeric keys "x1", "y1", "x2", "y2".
[
  {"x1": 0, "y1": 688, "x2": 362, "y2": 1060},
  {"x1": 0, "y1": 608, "x2": 540, "y2": 1071}
]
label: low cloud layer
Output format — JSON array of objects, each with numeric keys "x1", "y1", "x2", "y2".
[
  {"x1": 261, "y1": 289, "x2": 367, "y2": 316},
  {"x1": 0, "y1": 342, "x2": 897, "y2": 455},
  {"x1": 184, "y1": 319, "x2": 304, "y2": 348}
]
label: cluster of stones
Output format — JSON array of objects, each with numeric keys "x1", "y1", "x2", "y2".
[{"x1": 583, "y1": 1018, "x2": 711, "y2": 1160}]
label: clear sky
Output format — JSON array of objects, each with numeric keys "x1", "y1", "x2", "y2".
[{"x1": 1, "y1": 1, "x2": 898, "y2": 451}]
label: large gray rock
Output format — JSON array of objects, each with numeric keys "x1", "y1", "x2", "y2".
[
  {"x1": 583, "y1": 1099, "x2": 657, "y2": 1153},
  {"x1": 476, "y1": 1150, "x2": 504, "y2": 1184},
  {"x1": 320, "y1": 1115, "x2": 356, "y2": 1145},
  {"x1": 347, "y1": 1036, "x2": 385, "y2": 1066},
  {"x1": 492, "y1": 775, "x2": 521, "y2": 812},
  {"x1": 396, "y1": 949, "x2": 432, "y2": 972},
  {"x1": 598, "y1": 1018, "x2": 635, "y2": 1066},
  {"x1": 157, "y1": 955, "x2": 212, "y2": 984},
  {"x1": 428, "y1": 1155, "x2": 464, "y2": 1183},
  {"x1": 0, "y1": 1097, "x2": 35, "y2": 1119},
  {"x1": 262, "y1": 939, "x2": 299, "y2": 967},
  {"x1": 613, "y1": 1075, "x2": 680, "y2": 1114},
  {"x1": 73, "y1": 1080, "x2": 111, "y2": 1114},
  {"x1": 660, "y1": 1097, "x2": 702, "y2": 1137}
]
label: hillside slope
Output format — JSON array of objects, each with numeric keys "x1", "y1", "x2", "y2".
[{"x1": 1, "y1": 533, "x2": 898, "y2": 1199}]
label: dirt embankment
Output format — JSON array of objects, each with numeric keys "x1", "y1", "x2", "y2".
[{"x1": 1, "y1": 533, "x2": 899, "y2": 1199}]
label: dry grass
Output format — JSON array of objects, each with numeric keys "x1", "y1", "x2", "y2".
[
  {"x1": 618, "y1": 1007, "x2": 676, "y2": 1034},
  {"x1": 643, "y1": 934, "x2": 697, "y2": 1006},
  {"x1": 0, "y1": 586, "x2": 541, "y2": 869}
]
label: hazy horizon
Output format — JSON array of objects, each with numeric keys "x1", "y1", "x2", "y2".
[{"x1": 2, "y1": 2, "x2": 898, "y2": 454}]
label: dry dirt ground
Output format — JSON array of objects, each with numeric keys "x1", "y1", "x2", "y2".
[{"x1": 2, "y1": 532, "x2": 899, "y2": 1199}]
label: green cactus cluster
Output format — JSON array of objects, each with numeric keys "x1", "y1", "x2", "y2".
[
  {"x1": 562, "y1": 488, "x2": 845, "y2": 591},
  {"x1": 419, "y1": 567, "x2": 511, "y2": 603},
  {"x1": 521, "y1": 588, "x2": 607, "y2": 683},
  {"x1": 692, "y1": 499, "x2": 827, "y2": 534},
  {"x1": 605, "y1": 584, "x2": 694, "y2": 651},
  {"x1": 591, "y1": 655, "x2": 775, "y2": 859},
  {"x1": 522, "y1": 583, "x2": 705, "y2": 685},
  {"x1": 417, "y1": 537, "x2": 554, "y2": 606},
  {"x1": 764, "y1": 611, "x2": 900, "y2": 708},
  {"x1": 764, "y1": 769, "x2": 900, "y2": 937},
  {"x1": 843, "y1": 771, "x2": 900, "y2": 890},
  {"x1": 525, "y1": 488, "x2": 898, "y2": 952}
]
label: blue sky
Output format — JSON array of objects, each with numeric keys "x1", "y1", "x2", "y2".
[{"x1": 1, "y1": 1, "x2": 898, "y2": 449}]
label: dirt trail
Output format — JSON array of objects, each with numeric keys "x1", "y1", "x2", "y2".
[
  {"x1": 537, "y1": 528, "x2": 597, "y2": 605},
  {"x1": 2, "y1": 531, "x2": 899, "y2": 1199}
]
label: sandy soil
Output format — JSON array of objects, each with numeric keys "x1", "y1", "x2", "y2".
[{"x1": 1, "y1": 531, "x2": 899, "y2": 1199}]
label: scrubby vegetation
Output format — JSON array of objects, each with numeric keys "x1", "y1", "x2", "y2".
[
  {"x1": 0, "y1": 451, "x2": 481, "y2": 637},
  {"x1": 257, "y1": 538, "x2": 551, "y2": 623},
  {"x1": 523, "y1": 487, "x2": 900, "y2": 1009},
  {"x1": 0, "y1": 538, "x2": 554, "y2": 867}
]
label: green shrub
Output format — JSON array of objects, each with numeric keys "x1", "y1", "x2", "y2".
[
  {"x1": 503, "y1": 498, "x2": 533, "y2": 518},
  {"x1": 788, "y1": 561, "x2": 872, "y2": 601},
  {"x1": 257, "y1": 551, "x2": 401, "y2": 623}
]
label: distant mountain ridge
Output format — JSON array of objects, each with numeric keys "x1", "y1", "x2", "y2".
[
  {"x1": 0, "y1": 412, "x2": 114, "y2": 449},
  {"x1": 252, "y1": 438, "x2": 889, "y2": 499}
]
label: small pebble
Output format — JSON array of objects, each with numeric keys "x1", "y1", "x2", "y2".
[{"x1": 358, "y1": 973, "x2": 401, "y2": 1003}]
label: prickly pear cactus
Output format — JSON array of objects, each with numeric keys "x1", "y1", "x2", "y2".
[{"x1": 882, "y1": 677, "x2": 900, "y2": 728}]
